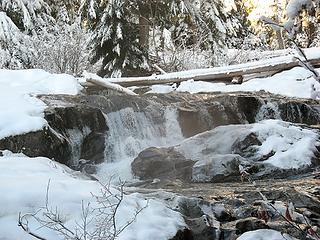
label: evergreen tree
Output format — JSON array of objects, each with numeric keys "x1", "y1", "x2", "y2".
[{"x1": 82, "y1": 0, "x2": 148, "y2": 77}]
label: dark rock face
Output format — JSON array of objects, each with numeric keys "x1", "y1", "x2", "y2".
[
  {"x1": 279, "y1": 102, "x2": 320, "y2": 125},
  {"x1": 1, "y1": 89, "x2": 320, "y2": 172},
  {"x1": 131, "y1": 147, "x2": 194, "y2": 181},
  {"x1": 0, "y1": 128, "x2": 71, "y2": 163},
  {"x1": 169, "y1": 229, "x2": 193, "y2": 240},
  {"x1": 175, "y1": 92, "x2": 320, "y2": 138},
  {"x1": 0, "y1": 101, "x2": 107, "y2": 168}
]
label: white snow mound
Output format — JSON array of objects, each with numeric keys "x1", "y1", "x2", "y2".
[
  {"x1": 0, "y1": 69, "x2": 82, "y2": 139},
  {"x1": 237, "y1": 229, "x2": 297, "y2": 240},
  {"x1": 0, "y1": 151, "x2": 185, "y2": 240}
]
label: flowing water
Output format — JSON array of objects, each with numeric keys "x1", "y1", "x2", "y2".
[
  {"x1": 96, "y1": 106, "x2": 184, "y2": 182},
  {"x1": 255, "y1": 99, "x2": 281, "y2": 121}
]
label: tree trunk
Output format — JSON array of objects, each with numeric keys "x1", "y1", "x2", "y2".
[
  {"x1": 139, "y1": 16, "x2": 150, "y2": 49},
  {"x1": 276, "y1": 29, "x2": 285, "y2": 49}
]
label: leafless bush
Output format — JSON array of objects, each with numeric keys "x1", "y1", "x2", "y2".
[
  {"x1": 149, "y1": 30, "x2": 227, "y2": 73},
  {"x1": 18, "y1": 179, "x2": 147, "y2": 240},
  {"x1": 32, "y1": 22, "x2": 91, "y2": 76}
]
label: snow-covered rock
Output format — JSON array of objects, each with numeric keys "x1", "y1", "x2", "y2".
[
  {"x1": 237, "y1": 229, "x2": 297, "y2": 240},
  {"x1": 0, "y1": 69, "x2": 82, "y2": 140},
  {"x1": 132, "y1": 120, "x2": 320, "y2": 182}
]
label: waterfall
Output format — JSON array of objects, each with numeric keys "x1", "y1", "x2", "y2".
[
  {"x1": 255, "y1": 99, "x2": 281, "y2": 122},
  {"x1": 97, "y1": 106, "x2": 184, "y2": 182},
  {"x1": 67, "y1": 126, "x2": 91, "y2": 166}
]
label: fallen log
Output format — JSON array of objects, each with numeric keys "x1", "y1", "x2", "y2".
[
  {"x1": 81, "y1": 71, "x2": 138, "y2": 96},
  {"x1": 87, "y1": 78, "x2": 138, "y2": 96},
  {"x1": 108, "y1": 54, "x2": 320, "y2": 87}
]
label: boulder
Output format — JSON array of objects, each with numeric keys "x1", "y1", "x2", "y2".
[
  {"x1": 132, "y1": 120, "x2": 320, "y2": 182},
  {"x1": 192, "y1": 154, "x2": 248, "y2": 182},
  {"x1": 131, "y1": 147, "x2": 194, "y2": 181},
  {"x1": 0, "y1": 99, "x2": 107, "y2": 168},
  {"x1": 0, "y1": 128, "x2": 71, "y2": 164}
]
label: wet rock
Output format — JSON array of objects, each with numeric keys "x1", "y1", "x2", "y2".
[
  {"x1": 131, "y1": 147, "x2": 194, "y2": 181},
  {"x1": 192, "y1": 154, "x2": 246, "y2": 182},
  {"x1": 232, "y1": 133, "x2": 262, "y2": 158},
  {"x1": 235, "y1": 217, "x2": 269, "y2": 234},
  {"x1": 169, "y1": 229, "x2": 193, "y2": 240},
  {"x1": 279, "y1": 102, "x2": 320, "y2": 125},
  {"x1": 0, "y1": 99, "x2": 107, "y2": 168},
  {"x1": 81, "y1": 132, "x2": 106, "y2": 163},
  {"x1": 0, "y1": 128, "x2": 71, "y2": 164}
]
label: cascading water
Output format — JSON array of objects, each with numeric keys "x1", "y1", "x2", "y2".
[
  {"x1": 67, "y1": 126, "x2": 91, "y2": 166},
  {"x1": 255, "y1": 99, "x2": 281, "y2": 122},
  {"x1": 96, "y1": 106, "x2": 184, "y2": 182}
]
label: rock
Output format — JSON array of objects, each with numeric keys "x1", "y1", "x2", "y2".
[
  {"x1": 235, "y1": 217, "x2": 269, "y2": 234},
  {"x1": 0, "y1": 99, "x2": 107, "y2": 168},
  {"x1": 192, "y1": 154, "x2": 247, "y2": 182},
  {"x1": 133, "y1": 120, "x2": 320, "y2": 183},
  {"x1": 0, "y1": 128, "x2": 71, "y2": 164},
  {"x1": 169, "y1": 229, "x2": 193, "y2": 240},
  {"x1": 81, "y1": 132, "x2": 106, "y2": 163},
  {"x1": 184, "y1": 216, "x2": 219, "y2": 240},
  {"x1": 131, "y1": 147, "x2": 194, "y2": 181},
  {"x1": 232, "y1": 133, "x2": 262, "y2": 158},
  {"x1": 176, "y1": 197, "x2": 222, "y2": 240}
]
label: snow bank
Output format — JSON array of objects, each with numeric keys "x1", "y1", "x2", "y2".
[
  {"x1": 0, "y1": 151, "x2": 185, "y2": 240},
  {"x1": 177, "y1": 120, "x2": 319, "y2": 170},
  {"x1": 0, "y1": 69, "x2": 82, "y2": 139},
  {"x1": 149, "y1": 67, "x2": 320, "y2": 99},
  {"x1": 237, "y1": 229, "x2": 297, "y2": 240},
  {"x1": 252, "y1": 120, "x2": 319, "y2": 169}
]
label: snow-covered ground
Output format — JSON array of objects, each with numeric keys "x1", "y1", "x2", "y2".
[
  {"x1": 0, "y1": 151, "x2": 185, "y2": 240},
  {"x1": 0, "y1": 69, "x2": 82, "y2": 139},
  {"x1": 237, "y1": 229, "x2": 297, "y2": 240}
]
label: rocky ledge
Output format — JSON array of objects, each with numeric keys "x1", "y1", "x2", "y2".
[
  {"x1": 129, "y1": 172, "x2": 320, "y2": 240},
  {"x1": 132, "y1": 120, "x2": 320, "y2": 182}
]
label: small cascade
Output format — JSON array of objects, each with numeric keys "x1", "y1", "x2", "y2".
[
  {"x1": 255, "y1": 99, "x2": 281, "y2": 122},
  {"x1": 97, "y1": 106, "x2": 184, "y2": 182},
  {"x1": 67, "y1": 126, "x2": 91, "y2": 166}
]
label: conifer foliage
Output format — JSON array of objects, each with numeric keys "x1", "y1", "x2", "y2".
[{"x1": 86, "y1": 0, "x2": 147, "y2": 77}]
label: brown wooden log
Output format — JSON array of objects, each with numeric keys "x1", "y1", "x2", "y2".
[
  {"x1": 110, "y1": 57, "x2": 320, "y2": 87},
  {"x1": 86, "y1": 79, "x2": 138, "y2": 96}
]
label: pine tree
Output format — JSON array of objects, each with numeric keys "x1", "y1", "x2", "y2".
[{"x1": 83, "y1": 0, "x2": 148, "y2": 77}]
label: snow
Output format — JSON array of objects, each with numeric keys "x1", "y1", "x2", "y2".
[
  {"x1": 149, "y1": 66, "x2": 320, "y2": 99},
  {"x1": 0, "y1": 151, "x2": 185, "y2": 240},
  {"x1": 237, "y1": 229, "x2": 297, "y2": 240},
  {"x1": 0, "y1": 11, "x2": 21, "y2": 44},
  {"x1": 176, "y1": 120, "x2": 319, "y2": 171},
  {"x1": 252, "y1": 120, "x2": 319, "y2": 169},
  {"x1": 285, "y1": 0, "x2": 313, "y2": 33},
  {"x1": 82, "y1": 71, "x2": 138, "y2": 95},
  {"x1": 0, "y1": 69, "x2": 82, "y2": 139}
]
